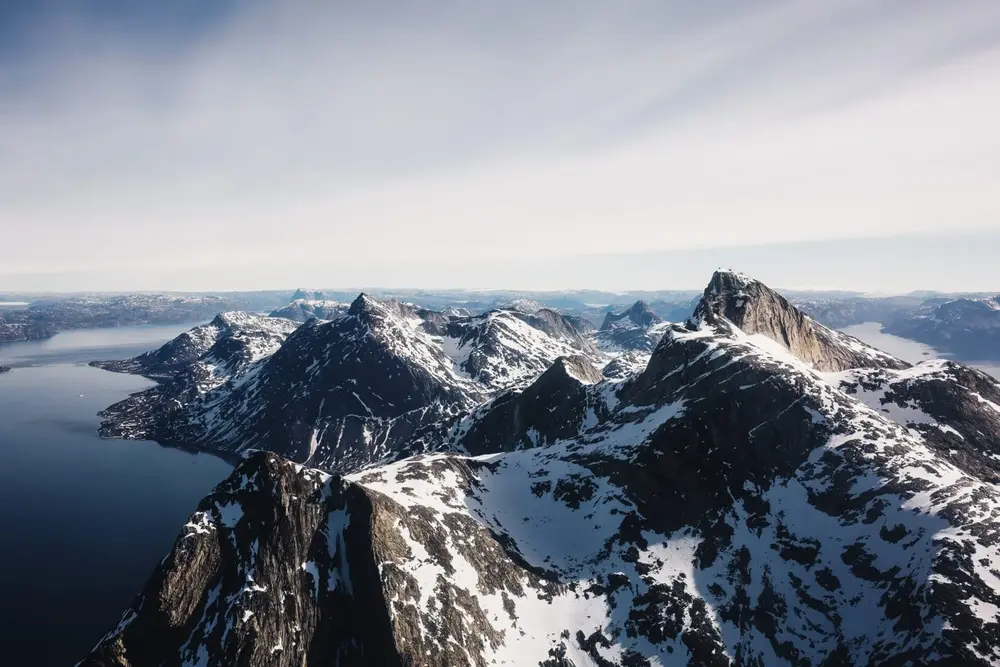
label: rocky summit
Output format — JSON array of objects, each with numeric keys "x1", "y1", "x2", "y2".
[{"x1": 81, "y1": 271, "x2": 1000, "y2": 666}]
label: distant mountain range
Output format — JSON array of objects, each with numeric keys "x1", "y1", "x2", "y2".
[
  {"x1": 0, "y1": 293, "x2": 288, "y2": 343},
  {"x1": 81, "y1": 271, "x2": 1000, "y2": 666},
  {"x1": 882, "y1": 295, "x2": 1000, "y2": 361},
  {"x1": 3, "y1": 285, "x2": 999, "y2": 361}
]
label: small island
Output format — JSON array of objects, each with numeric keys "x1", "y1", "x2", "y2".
[{"x1": 0, "y1": 366, "x2": 11, "y2": 374}]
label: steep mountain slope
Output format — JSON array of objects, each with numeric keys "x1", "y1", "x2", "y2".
[
  {"x1": 83, "y1": 272, "x2": 1000, "y2": 667},
  {"x1": 268, "y1": 299, "x2": 350, "y2": 322},
  {"x1": 696, "y1": 271, "x2": 907, "y2": 372},
  {"x1": 97, "y1": 295, "x2": 600, "y2": 471}
]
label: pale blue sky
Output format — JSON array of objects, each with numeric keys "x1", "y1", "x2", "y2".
[{"x1": 1, "y1": 1, "x2": 999, "y2": 291}]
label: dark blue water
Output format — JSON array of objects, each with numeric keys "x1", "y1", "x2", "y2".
[{"x1": 0, "y1": 325, "x2": 233, "y2": 666}]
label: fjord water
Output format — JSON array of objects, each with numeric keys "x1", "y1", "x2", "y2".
[
  {"x1": 841, "y1": 322, "x2": 1000, "y2": 379},
  {"x1": 0, "y1": 326, "x2": 232, "y2": 666}
]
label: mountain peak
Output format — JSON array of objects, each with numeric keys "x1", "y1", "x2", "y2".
[
  {"x1": 600, "y1": 300, "x2": 661, "y2": 331},
  {"x1": 547, "y1": 354, "x2": 604, "y2": 385},
  {"x1": 693, "y1": 271, "x2": 907, "y2": 372},
  {"x1": 291, "y1": 288, "x2": 326, "y2": 301},
  {"x1": 209, "y1": 310, "x2": 263, "y2": 330},
  {"x1": 347, "y1": 292, "x2": 375, "y2": 316}
]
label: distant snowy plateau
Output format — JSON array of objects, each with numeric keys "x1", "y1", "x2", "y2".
[{"x1": 78, "y1": 272, "x2": 1000, "y2": 666}]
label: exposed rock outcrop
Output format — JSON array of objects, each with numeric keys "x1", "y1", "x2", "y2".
[{"x1": 695, "y1": 270, "x2": 909, "y2": 372}]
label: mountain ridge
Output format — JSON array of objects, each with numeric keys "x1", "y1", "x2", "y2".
[{"x1": 81, "y1": 271, "x2": 1000, "y2": 666}]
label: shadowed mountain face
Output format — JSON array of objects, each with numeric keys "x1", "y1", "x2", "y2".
[{"x1": 82, "y1": 272, "x2": 1000, "y2": 666}]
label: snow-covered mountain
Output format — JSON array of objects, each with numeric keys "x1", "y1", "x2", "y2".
[
  {"x1": 82, "y1": 271, "x2": 1000, "y2": 666},
  {"x1": 93, "y1": 311, "x2": 299, "y2": 381},
  {"x1": 593, "y1": 300, "x2": 669, "y2": 355},
  {"x1": 269, "y1": 299, "x2": 350, "y2": 322},
  {"x1": 96, "y1": 294, "x2": 600, "y2": 471}
]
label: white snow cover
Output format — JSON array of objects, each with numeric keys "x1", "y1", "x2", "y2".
[{"x1": 336, "y1": 316, "x2": 1000, "y2": 664}]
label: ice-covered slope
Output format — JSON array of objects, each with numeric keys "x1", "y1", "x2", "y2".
[{"x1": 83, "y1": 274, "x2": 1000, "y2": 667}]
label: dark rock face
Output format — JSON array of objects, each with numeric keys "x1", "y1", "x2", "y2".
[
  {"x1": 455, "y1": 355, "x2": 608, "y2": 455},
  {"x1": 84, "y1": 273, "x2": 1000, "y2": 666},
  {"x1": 884, "y1": 296, "x2": 1000, "y2": 361},
  {"x1": 79, "y1": 453, "x2": 401, "y2": 667},
  {"x1": 0, "y1": 365, "x2": 10, "y2": 373},
  {"x1": 695, "y1": 271, "x2": 909, "y2": 372}
]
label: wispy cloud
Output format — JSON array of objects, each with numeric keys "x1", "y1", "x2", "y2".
[{"x1": 1, "y1": 0, "x2": 999, "y2": 288}]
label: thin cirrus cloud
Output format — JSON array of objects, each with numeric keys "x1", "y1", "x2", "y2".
[{"x1": 1, "y1": 0, "x2": 999, "y2": 290}]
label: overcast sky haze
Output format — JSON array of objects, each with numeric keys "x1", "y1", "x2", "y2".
[{"x1": 1, "y1": 0, "x2": 999, "y2": 292}]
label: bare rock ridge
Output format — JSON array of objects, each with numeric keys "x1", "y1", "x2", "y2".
[
  {"x1": 81, "y1": 272, "x2": 1000, "y2": 666},
  {"x1": 695, "y1": 270, "x2": 909, "y2": 372}
]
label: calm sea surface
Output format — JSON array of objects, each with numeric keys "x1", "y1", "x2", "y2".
[{"x1": 0, "y1": 325, "x2": 232, "y2": 666}]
